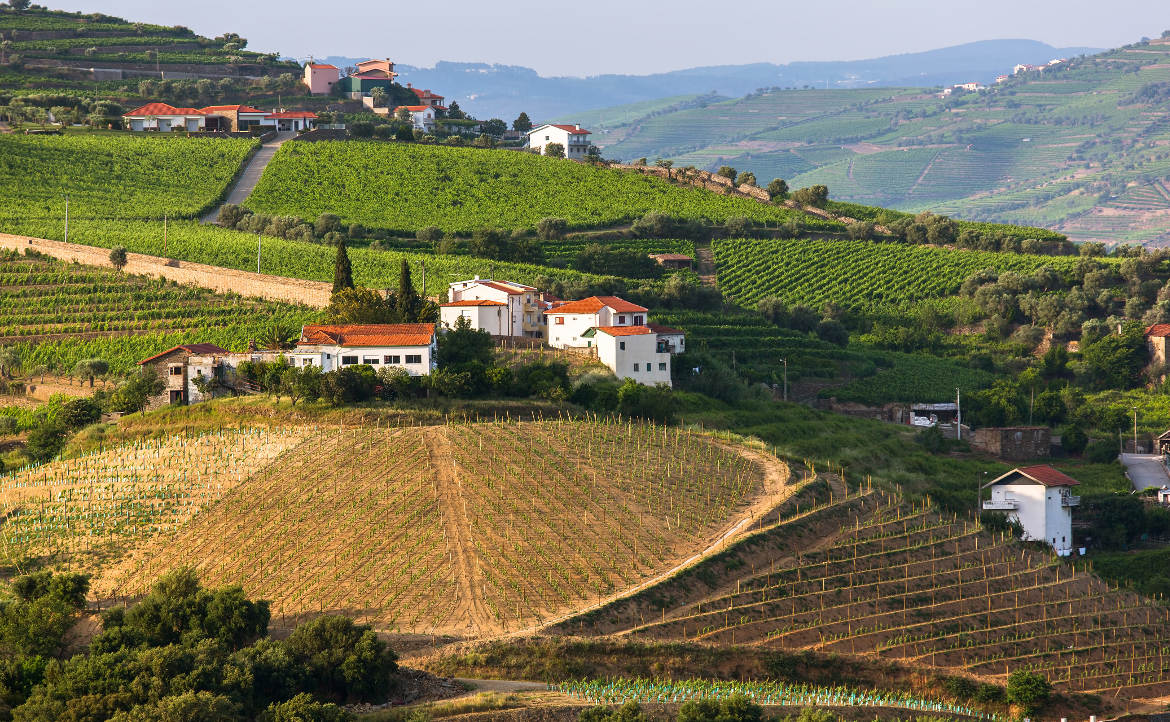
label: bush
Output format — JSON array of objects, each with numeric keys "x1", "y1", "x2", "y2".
[
  {"x1": 260, "y1": 693, "x2": 353, "y2": 722},
  {"x1": 58, "y1": 398, "x2": 101, "y2": 429},
  {"x1": 1084, "y1": 439, "x2": 1118, "y2": 464},
  {"x1": 283, "y1": 616, "x2": 397, "y2": 704},
  {"x1": 25, "y1": 421, "x2": 66, "y2": 462},
  {"x1": 416, "y1": 226, "x2": 443, "y2": 243},
  {"x1": 109, "y1": 246, "x2": 128, "y2": 270},
  {"x1": 536, "y1": 217, "x2": 568, "y2": 241},
  {"x1": 1006, "y1": 670, "x2": 1051, "y2": 715}
]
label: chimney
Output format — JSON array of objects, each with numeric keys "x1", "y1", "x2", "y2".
[
  {"x1": 406, "y1": 82, "x2": 412, "y2": 88},
  {"x1": 575, "y1": 124, "x2": 581, "y2": 130}
]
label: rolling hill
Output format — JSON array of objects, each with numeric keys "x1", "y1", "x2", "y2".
[{"x1": 587, "y1": 34, "x2": 1170, "y2": 245}]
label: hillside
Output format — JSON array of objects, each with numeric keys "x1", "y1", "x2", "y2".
[
  {"x1": 550, "y1": 480, "x2": 1170, "y2": 700},
  {"x1": 590, "y1": 34, "x2": 1170, "y2": 245},
  {"x1": 1, "y1": 413, "x2": 781, "y2": 637}
]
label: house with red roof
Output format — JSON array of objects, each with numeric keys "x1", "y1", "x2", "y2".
[
  {"x1": 286, "y1": 324, "x2": 437, "y2": 375},
  {"x1": 546, "y1": 295, "x2": 647, "y2": 348},
  {"x1": 304, "y1": 62, "x2": 340, "y2": 95},
  {"x1": 123, "y1": 103, "x2": 317, "y2": 133},
  {"x1": 983, "y1": 465, "x2": 1080, "y2": 554},
  {"x1": 392, "y1": 104, "x2": 436, "y2": 131},
  {"x1": 545, "y1": 294, "x2": 682, "y2": 386},
  {"x1": 442, "y1": 278, "x2": 545, "y2": 338},
  {"x1": 584, "y1": 325, "x2": 674, "y2": 387},
  {"x1": 526, "y1": 123, "x2": 592, "y2": 159},
  {"x1": 406, "y1": 84, "x2": 446, "y2": 110},
  {"x1": 1146, "y1": 323, "x2": 1170, "y2": 366},
  {"x1": 337, "y1": 58, "x2": 398, "y2": 97}
]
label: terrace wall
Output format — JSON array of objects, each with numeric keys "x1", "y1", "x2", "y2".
[{"x1": 0, "y1": 233, "x2": 331, "y2": 308}]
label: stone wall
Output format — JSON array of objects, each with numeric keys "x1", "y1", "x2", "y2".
[
  {"x1": 972, "y1": 426, "x2": 1052, "y2": 460},
  {"x1": 0, "y1": 233, "x2": 332, "y2": 308}
]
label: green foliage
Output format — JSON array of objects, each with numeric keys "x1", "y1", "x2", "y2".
[
  {"x1": 1005, "y1": 670, "x2": 1051, "y2": 715},
  {"x1": 108, "y1": 246, "x2": 127, "y2": 270},
  {"x1": 58, "y1": 397, "x2": 100, "y2": 429},
  {"x1": 438, "y1": 316, "x2": 494, "y2": 368},
  {"x1": 108, "y1": 368, "x2": 164, "y2": 414},
  {"x1": 332, "y1": 238, "x2": 354, "y2": 294},
  {"x1": 579, "y1": 702, "x2": 647, "y2": 722},
  {"x1": 616, "y1": 379, "x2": 675, "y2": 423},
  {"x1": 283, "y1": 615, "x2": 397, "y2": 704},
  {"x1": 24, "y1": 420, "x2": 66, "y2": 462},
  {"x1": 243, "y1": 142, "x2": 822, "y2": 234},
  {"x1": 0, "y1": 135, "x2": 257, "y2": 222},
  {"x1": 677, "y1": 695, "x2": 762, "y2": 722},
  {"x1": 259, "y1": 693, "x2": 354, "y2": 722},
  {"x1": 0, "y1": 571, "x2": 89, "y2": 657}
]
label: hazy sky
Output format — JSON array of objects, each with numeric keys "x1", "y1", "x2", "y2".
[{"x1": 51, "y1": 0, "x2": 1168, "y2": 76}]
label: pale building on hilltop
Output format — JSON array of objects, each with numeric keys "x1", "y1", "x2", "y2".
[
  {"x1": 545, "y1": 296, "x2": 647, "y2": 348},
  {"x1": 123, "y1": 103, "x2": 317, "y2": 132},
  {"x1": 393, "y1": 105, "x2": 436, "y2": 131},
  {"x1": 1145, "y1": 323, "x2": 1170, "y2": 366},
  {"x1": 442, "y1": 278, "x2": 548, "y2": 338},
  {"x1": 526, "y1": 124, "x2": 592, "y2": 159},
  {"x1": 303, "y1": 63, "x2": 340, "y2": 95},
  {"x1": 982, "y1": 465, "x2": 1080, "y2": 554},
  {"x1": 285, "y1": 324, "x2": 437, "y2": 375},
  {"x1": 587, "y1": 326, "x2": 674, "y2": 387}
]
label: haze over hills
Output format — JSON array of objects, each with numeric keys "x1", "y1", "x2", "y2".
[
  {"x1": 581, "y1": 34, "x2": 1170, "y2": 245},
  {"x1": 314, "y1": 39, "x2": 1099, "y2": 121}
]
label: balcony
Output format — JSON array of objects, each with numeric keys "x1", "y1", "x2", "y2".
[
  {"x1": 982, "y1": 498, "x2": 1018, "y2": 511},
  {"x1": 1062, "y1": 495, "x2": 1081, "y2": 507}
]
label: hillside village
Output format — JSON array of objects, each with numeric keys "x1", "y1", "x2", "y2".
[{"x1": 1, "y1": 4, "x2": 1170, "y2": 722}]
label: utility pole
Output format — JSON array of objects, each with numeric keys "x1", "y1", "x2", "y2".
[
  {"x1": 781, "y1": 357, "x2": 788, "y2": 402},
  {"x1": 257, "y1": 232, "x2": 262, "y2": 273},
  {"x1": 1134, "y1": 407, "x2": 1139, "y2": 454},
  {"x1": 955, "y1": 387, "x2": 962, "y2": 441},
  {"x1": 163, "y1": 213, "x2": 167, "y2": 254},
  {"x1": 63, "y1": 194, "x2": 69, "y2": 243}
]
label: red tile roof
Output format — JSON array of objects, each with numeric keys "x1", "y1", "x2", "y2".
[
  {"x1": 649, "y1": 253, "x2": 694, "y2": 261},
  {"x1": 200, "y1": 104, "x2": 265, "y2": 114},
  {"x1": 549, "y1": 124, "x2": 591, "y2": 135},
  {"x1": 1147, "y1": 323, "x2": 1170, "y2": 338},
  {"x1": 992, "y1": 465, "x2": 1080, "y2": 488},
  {"x1": 648, "y1": 323, "x2": 684, "y2": 335},
  {"x1": 124, "y1": 103, "x2": 205, "y2": 117},
  {"x1": 137, "y1": 343, "x2": 228, "y2": 365},
  {"x1": 475, "y1": 280, "x2": 529, "y2": 295},
  {"x1": 411, "y1": 88, "x2": 444, "y2": 99},
  {"x1": 395, "y1": 105, "x2": 432, "y2": 112},
  {"x1": 546, "y1": 296, "x2": 647, "y2": 315},
  {"x1": 308, "y1": 63, "x2": 338, "y2": 69},
  {"x1": 441, "y1": 299, "x2": 506, "y2": 307},
  {"x1": 267, "y1": 111, "x2": 317, "y2": 119},
  {"x1": 298, "y1": 324, "x2": 434, "y2": 348},
  {"x1": 596, "y1": 325, "x2": 654, "y2": 337}
]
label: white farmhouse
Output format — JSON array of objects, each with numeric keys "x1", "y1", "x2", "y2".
[
  {"x1": 393, "y1": 105, "x2": 436, "y2": 131},
  {"x1": 442, "y1": 278, "x2": 546, "y2": 338},
  {"x1": 439, "y1": 299, "x2": 509, "y2": 336},
  {"x1": 526, "y1": 123, "x2": 592, "y2": 159},
  {"x1": 982, "y1": 465, "x2": 1080, "y2": 554},
  {"x1": 285, "y1": 324, "x2": 437, "y2": 375},
  {"x1": 545, "y1": 296, "x2": 647, "y2": 348},
  {"x1": 587, "y1": 326, "x2": 673, "y2": 387}
]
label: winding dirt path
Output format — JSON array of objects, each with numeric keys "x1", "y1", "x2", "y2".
[{"x1": 424, "y1": 427, "x2": 495, "y2": 636}]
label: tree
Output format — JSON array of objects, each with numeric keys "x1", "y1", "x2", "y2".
[
  {"x1": 393, "y1": 106, "x2": 411, "y2": 123},
  {"x1": 314, "y1": 213, "x2": 341, "y2": 236},
  {"x1": 536, "y1": 217, "x2": 568, "y2": 240},
  {"x1": 72, "y1": 358, "x2": 108, "y2": 387},
  {"x1": 25, "y1": 421, "x2": 66, "y2": 463},
  {"x1": 1006, "y1": 670, "x2": 1051, "y2": 715},
  {"x1": 655, "y1": 158, "x2": 674, "y2": 179},
  {"x1": 737, "y1": 171, "x2": 757, "y2": 187},
  {"x1": 369, "y1": 87, "x2": 388, "y2": 108},
  {"x1": 438, "y1": 316, "x2": 495, "y2": 368},
  {"x1": 544, "y1": 142, "x2": 564, "y2": 158},
  {"x1": 481, "y1": 118, "x2": 507, "y2": 136},
  {"x1": 332, "y1": 238, "x2": 354, "y2": 293},
  {"x1": 327, "y1": 287, "x2": 395, "y2": 324},
  {"x1": 284, "y1": 616, "x2": 397, "y2": 703},
  {"x1": 260, "y1": 694, "x2": 353, "y2": 722},
  {"x1": 281, "y1": 366, "x2": 321, "y2": 406},
  {"x1": 396, "y1": 258, "x2": 426, "y2": 321},
  {"x1": 109, "y1": 246, "x2": 128, "y2": 271},
  {"x1": 0, "y1": 346, "x2": 18, "y2": 378},
  {"x1": 59, "y1": 398, "x2": 101, "y2": 429},
  {"x1": 9, "y1": 0, "x2": 31, "y2": 10},
  {"x1": 717, "y1": 166, "x2": 737, "y2": 183},
  {"x1": 108, "y1": 368, "x2": 164, "y2": 414},
  {"x1": 512, "y1": 112, "x2": 532, "y2": 133},
  {"x1": 447, "y1": 101, "x2": 465, "y2": 120},
  {"x1": 791, "y1": 185, "x2": 829, "y2": 207}
]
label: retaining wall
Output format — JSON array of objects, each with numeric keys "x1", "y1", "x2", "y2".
[{"x1": 0, "y1": 233, "x2": 331, "y2": 308}]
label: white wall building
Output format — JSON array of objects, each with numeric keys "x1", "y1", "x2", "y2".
[
  {"x1": 589, "y1": 326, "x2": 673, "y2": 387},
  {"x1": 526, "y1": 123, "x2": 592, "y2": 159},
  {"x1": 285, "y1": 324, "x2": 437, "y2": 375},
  {"x1": 439, "y1": 299, "x2": 509, "y2": 336},
  {"x1": 392, "y1": 104, "x2": 436, "y2": 131},
  {"x1": 982, "y1": 465, "x2": 1080, "y2": 554},
  {"x1": 445, "y1": 278, "x2": 546, "y2": 338},
  {"x1": 546, "y1": 296, "x2": 647, "y2": 348}
]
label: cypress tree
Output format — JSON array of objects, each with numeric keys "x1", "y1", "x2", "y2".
[
  {"x1": 396, "y1": 258, "x2": 419, "y2": 320},
  {"x1": 333, "y1": 238, "x2": 354, "y2": 293}
]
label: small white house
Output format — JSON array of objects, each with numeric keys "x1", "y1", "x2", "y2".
[
  {"x1": 122, "y1": 102, "x2": 207, "y2": 132},
  {"x1": 444, "y1": 278, "x2": 545, "y2": 338},
  {"x1": 648, "y1": 323, "x2": 686, "y2": 354},
  {"x1": 983, "y1": 465, "x2": 1080, "y2": 554},
  {"x1": 285, "y1": 324, "x2": 437, "y2": 375},
  {"x1": 1158, "y1": 486, "x2": 1170, "y2": 505},
  {"x1": 393, "y1": 105, "x2": 436, "y2": 131},
  {"x1": 545, "y1": 296, "x2": 647, "y2": 348},
  {"x1": 439, "y1": 299, "x2": 509, "y2": 336},
  {"x1": 587, "y1": 326, "x2": 673, "y2": 387},
  {"x1": 526, "y1": 123, "x2": 592, "y2": 159}
]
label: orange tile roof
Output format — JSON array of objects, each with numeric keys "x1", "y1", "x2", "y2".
[
  {"x1": 1147, "y1": 323, "x2": 1170, "y2": 337},
  {"x1": 411, "y1": 87, "x2": 444, "y2": 99},
  {"x1": 596, "y1": 325, "x2": 654, "y2": 337},
  {"x1": 138, "y1": 343, "x2": 228, "y2": 365},
  {"x1": 267, "y1": 111, "x2": 317, "y2": 119},
  {"x1": 124, "y1": 103, "x2": 205, "y2": 117},
  {"x1": 308, "y1": 63, "x2": 338, "y2": 69},
  {"x1": 298, "y1": 324, "x2": 434, "y2": 348},
  {"x1": 648, "y1": 323, "x2": 684, "y2": 335},
  {"x1": 546, "y1": 296, "x2": 647, "y2": 315},
  {"x1": 200, "y1": 104, "x2": 265, "y2": 114},
  {"x1": 395, "y1": 105, "x2": 432, "y2": 112},
  {"x1": 441, "y1": 299, "x2": 506, "y2": 307},
  {"x1": 991, "y1": 465, "x2": 1079, "y2": 488},
  {"x1": 549, "y1": 124, "x2": 591, "y2": 135}
]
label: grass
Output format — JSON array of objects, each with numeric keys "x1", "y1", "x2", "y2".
[{"x1": 360, "y1": 692, "x2": 521, "y2": 721}]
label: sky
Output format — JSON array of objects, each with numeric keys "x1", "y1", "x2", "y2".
[{"x1": 50, "y1": 0, "x2": 1169, "y2": 76}]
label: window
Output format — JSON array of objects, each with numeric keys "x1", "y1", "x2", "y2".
[
  {"x1": 555, "y1": 317, "x2": 564, "y2": 325},
  {"x1": 405, "y1": 354, "x2": 422, "y2": 364},
  {"x1": 634, "y1": 315, "x2": 644, "y2": 325},
  {"x1": 169, "y1": 365, "x2": 183, "y2": 376},
  {"x1": 384, "y1": 355, "x2": 401, "y2": 364},
  {"x1": 633, "y1": 363, "x2": 640, "y2": 371},
  {"x1": 618, "y1": 315, "x2": 626, "y2": 324},
  {"x1": 619, "y1": 341, "x2": 626, "y2": 350},
  {"x1": 659, "y1": 363, "x2": 666, "y2": 371},
  {"x1": 341, "y1": 355, "x2": 358, "y2": 365},
  {"x1": 302, "y1": 359, "x2": 313, "y2": 366},
  {"x1": 363, "y1": 356, "x2": 380, "y2": 365}
]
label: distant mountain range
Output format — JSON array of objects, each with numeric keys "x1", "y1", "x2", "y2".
[{"x1": 313, "y1": 39, "x2": 1099, "y2": 122}]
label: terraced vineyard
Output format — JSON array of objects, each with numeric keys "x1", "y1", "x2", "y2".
[
  {"x1": 244, "y1": 141, "x2": 822, "y2": 234},
  {"x1": 86, "y1": 419, "x2": 778, "y2": 636},
  {"x1": 0, "y1": 250, "x2": 318, "y2": 372},
  {"x1": 554, "y1": 481, "x2": 1170, "y2": 700},
  {"x1": 0, "y1": 134, "x2": 257, "y2": 221},
  {"x1": 712, "y1": 237, "x2": 1090, "y2": 312}
]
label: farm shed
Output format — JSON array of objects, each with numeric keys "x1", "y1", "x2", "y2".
[
  {"x1": 972, "y1": 426, "x2": 1051, "y2": 461},
  {"x1": 137, "y1": 343, "x2": 228, "y2": 408},
  {"x1": 648, "y1": 253, "x2": 694, "y2": 270}
]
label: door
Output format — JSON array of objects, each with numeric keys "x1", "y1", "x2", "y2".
[
  {"x1": 130, "y1": 119, "x2": 144, "y2": 131},
  {"x1": 186, "y1": 118, "x2": 200, "y2": 131}
]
